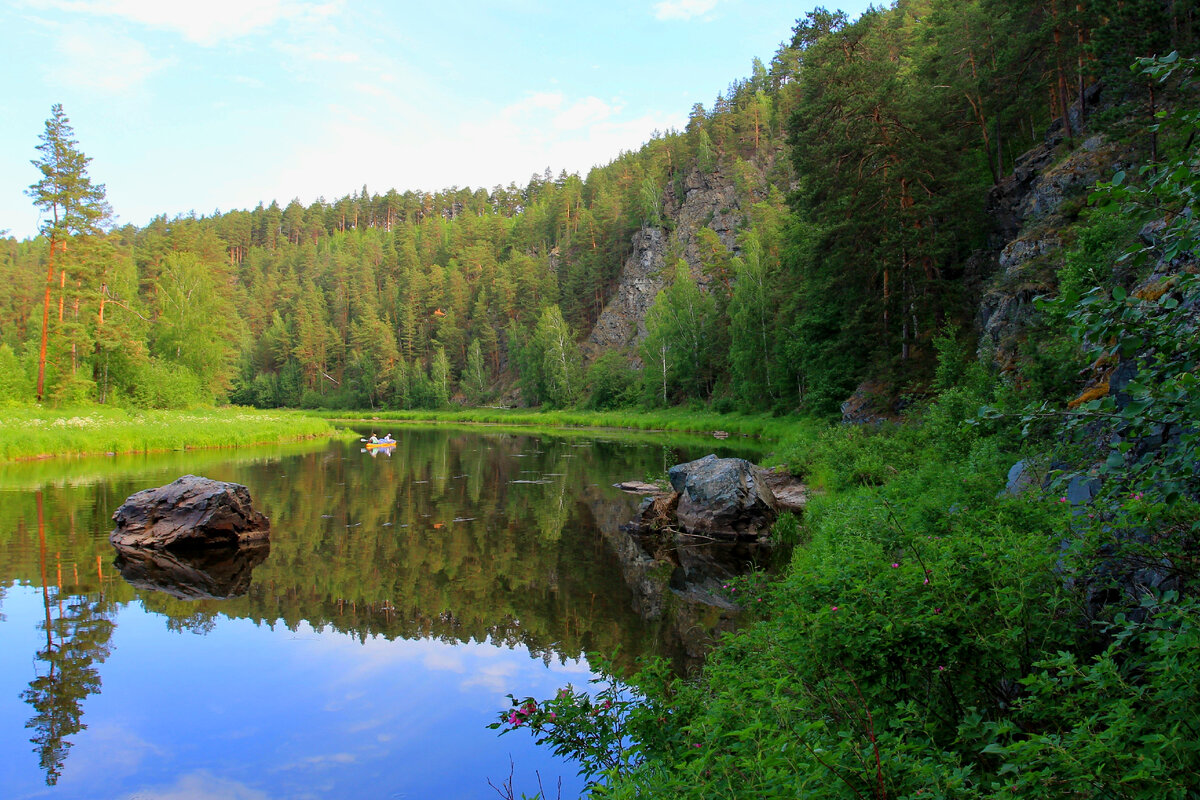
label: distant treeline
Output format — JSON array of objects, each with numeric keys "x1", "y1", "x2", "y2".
[{"x1": 2, "y1": 0, "x2": 1192, "y2": 413}]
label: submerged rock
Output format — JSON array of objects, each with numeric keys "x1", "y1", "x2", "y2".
[{"x1": 110, "y1": 475, "x2": 270, "y2": 549}]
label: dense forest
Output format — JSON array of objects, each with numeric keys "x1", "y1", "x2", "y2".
[
  {"x1": 5, "y1": 0, "x2": 1200, "y2": 796},
  {"x1": 5, "y1": 0, "x2": 1191, "y2": 418}
]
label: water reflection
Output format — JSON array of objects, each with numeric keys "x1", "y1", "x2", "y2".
[
  {"x1": 20, "y1": 492, "x2": 116, "y2": 787},
  {"x1": 111, "y1": 542, "x2": 271, "y2": 600},
  {"x1": 0, "y1": 427, "x2": 767, "y2": 795}
]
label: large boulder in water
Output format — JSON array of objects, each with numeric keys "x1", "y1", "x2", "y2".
[
  {"x1": 668, "y1": 455, "x2": 778, "y2": 539},
  {"x1": 110, "y1": 475, "x2": 270, "y2": 549}
]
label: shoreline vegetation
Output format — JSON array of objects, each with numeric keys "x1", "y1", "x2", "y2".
[
  {"x1": 0, "y1": 406, "x2": 348, "y2": 462},
  {"x1": 0, "y1": 404, "x2": 811, "y2": 465},
  {"x1": 321, "y1": 408, "x2": 813, "y2": 443}
]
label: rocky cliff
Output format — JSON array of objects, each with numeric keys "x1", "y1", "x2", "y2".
[
  {"x1": 583, "y1": 151, "x2": 784, "y2": 360},
  {"x1": 977, "y1": 122, "x2": 1134, "y2": 369}
]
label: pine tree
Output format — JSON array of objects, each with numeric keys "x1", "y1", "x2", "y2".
[{"x1": 27, "y1": 104, "x2": 110, "y2": 400}]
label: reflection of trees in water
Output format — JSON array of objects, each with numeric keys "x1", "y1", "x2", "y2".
[
  {"x1": 211, "y1": 431, "x2": 709, "y2": 671},
  {"x1": 1, "y1": 429, "x2": 768, "y2": 783},
  {"x1": 21, "y1": 492, "x2": 116, "y2": 786}
]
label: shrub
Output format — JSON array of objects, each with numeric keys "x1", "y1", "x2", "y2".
[{"x1": 127, "y1": 358, "x2": 208, "y2": 409}]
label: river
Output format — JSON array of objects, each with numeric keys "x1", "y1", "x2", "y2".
[{"x1": 0, "y1": 426, "x2": 768, "y2": 799}]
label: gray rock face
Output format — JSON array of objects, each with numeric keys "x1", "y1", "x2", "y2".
[
  {"x1": 585, "y1": 227, "x2": 668, "y2": 357},
  {"x1": 583, "y1": 156, "x2": 776, "y2": 360},
  {"x1": 110, "y1": 475, "x2": 270, "y2": 549},
  {"x1": 977, "y1": 126, "x2": 1133, "y2": 365},
  {"x1": 668, "y1": 455, "x2": 778, "y2": 539}
]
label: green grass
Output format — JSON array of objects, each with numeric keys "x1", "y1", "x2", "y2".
[
  {"x1": 318, "y1": 407, "x2": 817, "y2": 445},
  {"x1": 0, "y1": 405, "x2": 348, "y2": 461}
]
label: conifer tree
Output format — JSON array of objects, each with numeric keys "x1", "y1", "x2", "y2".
[{"x1": 27, "y1": 104, "x2": 109, "y2": 400}]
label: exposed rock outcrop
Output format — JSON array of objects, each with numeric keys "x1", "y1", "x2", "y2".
[
  {"x1": 110, "y1": 475, "x2": 270, "y2": 549},
  {"x1": 584, "y1": 155, "x2": 780, "y2": 359},
  {"x1": 978, "y1": 123, "x2": 1135, "y2": 364},
  {"x1": 585, "y1": 227, "x2": 668, "y2": 355}
]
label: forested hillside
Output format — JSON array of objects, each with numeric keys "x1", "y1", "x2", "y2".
[{"x1": 1, "y1": 0, "x2": 1194, "y2": 417}]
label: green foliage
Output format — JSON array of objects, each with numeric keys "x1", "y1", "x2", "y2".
[
  {"x1": 0, "y1": 405, "x2": 340, "y2": 461},
  {"x1": 1031, "y1": 54, "x2": 1200, "y2": 505},
  {"x1": 128, "y1": 357, "x2": 208, "y2": 409},
  {"x1": 490, "y1": 661, "x2": 671, "y2": 787},
  {"x1": 513, "y1": 305, "x2": 585, "y2": 408},
  {"x1": 461, "y1": 339, "x2": 489, "y2": 405},
  {"x1": 0, "y1": 344, "x2": 32, "y2": 403},
  {"x1": 585, "y1": 351, "x2": 638, "y2": 410},
  {"x1": 640, "y1": 263, "x2": 717, "y2": 404},
  {"x1": 1055, "y1": 206, "x2": 1139, "y2": 306},
  {"x1": 26, "y1": 104, "x2": 109, "y2": 239},
  {"x1": 974, "y1": 594, "x2": 1200, "y2": 799}
]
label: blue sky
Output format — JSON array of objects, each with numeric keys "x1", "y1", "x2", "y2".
[{"x1": 1, "y1": 1, "x2": 875, "y2": 239}]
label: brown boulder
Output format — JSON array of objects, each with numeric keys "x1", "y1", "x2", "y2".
[{"x1": 110, "y1": 475, "x2": 270, "y2": 549}]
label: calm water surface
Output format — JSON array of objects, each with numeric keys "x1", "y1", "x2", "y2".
[{"x1": 0, "y1": 427, "x2": 766, "y2": 799}]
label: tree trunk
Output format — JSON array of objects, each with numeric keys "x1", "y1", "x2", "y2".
[
  {"x1": 1052, "y1": 3, "x2": 1075, "y2": 145},
  {"x1": 36, "y1": 233, "x2": 58, "y2": 400}
]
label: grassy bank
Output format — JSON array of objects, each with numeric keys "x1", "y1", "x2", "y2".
[
  {"x1": 0, "y1": 406, "x2": 347, "y2": 461},
  {"x1": 319, "y1": 407, "x2": 815, "y2": 443},
  {"x1": 496, "y1": 401, "x2": 1200, "y2": 798}
]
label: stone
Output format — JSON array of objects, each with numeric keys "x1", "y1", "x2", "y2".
[
  {"x1": 841, "y1": 380, "x2": 894, "y2": 425},
  {"x1": 1065, "y1": 475, "x2": 1102, "y2": 510},
  {"x1": 614, "y1": 480, "x2": 666, "y2": 495},
  {"x1": 668, "y1": 455, "x2": 778, "y2": 539},
  {"x1": 110, "y1": 475, "x2": 270, "y2": 549},
  {"x1": 1005, "y1": 460, "x2": 1038, "y2": 496}
]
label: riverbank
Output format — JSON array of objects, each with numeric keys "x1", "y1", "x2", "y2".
[
  {"x1": 495, "y1": 405, "x2": 1200, "y2": 798},
  {"x1": 320, "y1": 408, "x2": 815, "y2": 444},
  {"x1": 0, "y1": 406, "x2": 347, "y2": 461}
]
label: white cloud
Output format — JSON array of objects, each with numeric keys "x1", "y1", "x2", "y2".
[
  {"x1": 119, "y1": 770, "x2": 271, "y2": 800},
  {"x1": 26, "y1": 0, "x2": 340, "y2": 45},
  {"x1": 267, "y1": 94, "x2": 684, "y2": 204},
  {"x1": 553, "y1": 97, "x2": 613, "y2": 131},
  {"x1": 47, "y1": 25, "x2": 172, "y2": 94},
  {"x1": 653, "y1": 0, "x2": 720, "y2": 21}
]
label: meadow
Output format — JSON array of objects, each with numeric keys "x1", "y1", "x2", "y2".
[{"x1": 0, "y1": 406, "x2": 346, "y2": 461}]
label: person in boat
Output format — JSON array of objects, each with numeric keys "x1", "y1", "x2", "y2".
[
  {"x1": 368, "y1": 433, "x2": 378, "y2": 444},
  {"x1": 382, "y1": 433, "x2": 394, "y2": 443}
]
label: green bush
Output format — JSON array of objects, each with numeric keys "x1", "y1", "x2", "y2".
[
  {"x1": 586, "y1": 351, "x2": 639, "y2": 410},
  {"x1": 127, "y1": 358, "x2": 208, "y2": 409},
  {"x1": 0, "y1": 344, "x2": 32, "y2": 403}
]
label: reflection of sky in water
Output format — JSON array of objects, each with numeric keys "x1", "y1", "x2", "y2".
[{"x1": 0, "y1": 584, "x2": 593, "y2": 800}]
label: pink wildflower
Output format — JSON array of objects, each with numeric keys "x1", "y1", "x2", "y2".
[
  {"x1": 831, "y1": 605, "x2": 839, "y2": 612},
  {"x1": 891, "y1": 562, "x2": 900, "y2": 568}
]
